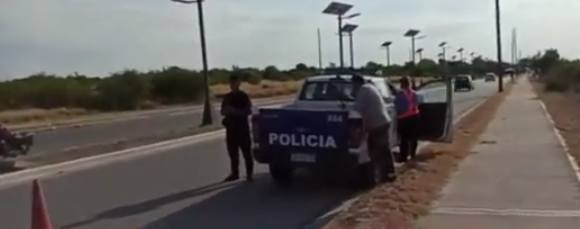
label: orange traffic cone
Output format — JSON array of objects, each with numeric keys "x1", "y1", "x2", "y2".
[{"x1": 31, "y1": 179, "x2": 53, "y2": 229}]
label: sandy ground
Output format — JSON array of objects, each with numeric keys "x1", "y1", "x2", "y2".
[{"x1": 324, "y1": 82, "x2": 513, "y2": 229}]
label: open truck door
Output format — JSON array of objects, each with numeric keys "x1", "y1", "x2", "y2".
[{"x1": 416, "y1": 77, "x2": 454, "y2": 143}]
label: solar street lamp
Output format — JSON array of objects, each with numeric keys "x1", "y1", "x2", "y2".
[
  {"x1": 404, "y1": 29, "x2": 421, "y2": 64},
  {"x1": 457, "y1": 48, "x2": 465, "y2": 62},
  {"x1": 381, "y1": 41, "x2": 393, "y2": 67},
  {"x1": 416, "y1": 48, "x2": 424, "y2": 61},
  {"x1": 171, "y1": 0, "x2": 212, "y2": 126},
  {"x1": 342, "y1": 24, "x2": 358, "y2": 68},
  {"x1": 323, "y1": 2, "x2": 356, "y2": 69},
  {"x1": 439, "y1": 42, "x2": 447, "y2": 61}
]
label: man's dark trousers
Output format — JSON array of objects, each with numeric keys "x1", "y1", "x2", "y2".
[{"x1": 226, "y1": 124, "x2": 253, "y2": 176}]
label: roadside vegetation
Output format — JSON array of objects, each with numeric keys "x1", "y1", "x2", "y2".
[
  {"x1": 521, "y1": 49, "x2": 580, "y2": 92},
  {"x1": 0, "y1": 59, "x2": 502, "y2": 124},
  {"x1": 530, "y1": 48, "x2": 580, "y2": 180}
]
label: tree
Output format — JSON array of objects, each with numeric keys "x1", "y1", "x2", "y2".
[
  {"x1": 534, "y1": 49, "x2": 560, "y2": 74},
  {"x1": 264, "y1": 65, "x2": 281, "y2": 80},
  {"x1": 363, "y1": 61, "x2": 383, "y2": 75},
  {"x1": 295, "y1": 63, "x2": 308, "y2": 71},
  {"x1": 416, "y1": 59, "x2": 439, "y2": 76}
]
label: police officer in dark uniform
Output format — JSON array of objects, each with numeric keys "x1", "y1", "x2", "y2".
[{"x1": 221, "y1": 75, "x2": 254, "y2": 182}]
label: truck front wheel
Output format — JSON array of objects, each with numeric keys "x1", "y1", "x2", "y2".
[{"x1": 269, "y1": 164, "x2": 293, "y2": 184}]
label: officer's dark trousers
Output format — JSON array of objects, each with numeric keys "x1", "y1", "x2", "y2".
[
  {"x1": 226, "y1": 125, "x2": 253, "y2": 176},
  {"x1": 398, "y1": 115, "x2": 420, "y2": 161},
  {"x1": 368, "y1": 124, "x2": 396, "y2": 180}
]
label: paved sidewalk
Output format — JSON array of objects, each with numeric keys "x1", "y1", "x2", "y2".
[{"x1": 419, "y1": 79, "x2": 580, "y2": 229}]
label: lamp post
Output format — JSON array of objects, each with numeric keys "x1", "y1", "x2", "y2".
[
  {"x1": 323, "y1": 2, "x2": 359, "y2": 70},
  {"x1": 439, "y1": 42, "x2": 448, "y2": 61},
  {"x1": 171, "y1": 0, "x2": 212, "y2": 126},
  {"x1": 381, "y1": 41, "x2": 393, "y2": 67},
  {"x1": 416, "y1": 48, "x2": 424, "y2": 61},
  {"x1": 457, "y1": 48, "x2": 465, "y2": 62},
  {"x1": 342, "y1": 24, "x2": 358, "y2": 69},
  {"x1": 404, "y1": 30, "x2": 423, "y2": 64},
  {"x1": 495, "y1": 0, "x2": 504, "y2": 92}
]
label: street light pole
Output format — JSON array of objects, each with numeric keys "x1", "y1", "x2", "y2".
[
  {"x1": 317, "y1": 28, "x2": 323, "y2": 71},
  {"x1": 439, "y1": 42, "x2": 447, "y2": 61},
  {"x1": 417, "y1": 48, "x2": 424, "y2": 61},
  {"x1": 495, "y1": 0, "x2": 504, "y2": 92},
  {"x1": 411, "y1": 36, "x2": 416, "y2": 64},
  {"x1": 172, "y1": 0, "x2": 212, "y2": 126},
  {"x1": 381, "y1": 41, "x2": 392, "y2": 67},
  {"x1": 342, "y1": 24, "x2": 358, "y2": 69},
  {"x1": 338, "y1": 16, "x2": 344, "y2": 69},
  {"x1": 323, "y1": 2, "x2": 356, "y2": 71},
  {"x1": 348, "y1": 31, "x2": 354, "y2": 68}
]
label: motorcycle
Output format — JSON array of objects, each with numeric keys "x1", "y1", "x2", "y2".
[{"x1": 0, "y1": 132, "x2": 34, "y2": 158}]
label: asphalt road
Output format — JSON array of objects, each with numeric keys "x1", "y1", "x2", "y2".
[
  {"x1": 0, "y1": 80, "x2": 497, "y2": 229},
  {"x1": 29, "y1": 97, "x2": 290, "y2": 154}
]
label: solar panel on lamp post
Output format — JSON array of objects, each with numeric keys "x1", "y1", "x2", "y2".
[
  {"x1": 439, "y1": 42, "x2": 447, "y2": 61},
  {"x1": 342, "y1": 24, "x2": 358, "y2": 69},
  {"x1": 171, "y1": 0, "x2": 212, "y2": 126},
  {"x1": 323, "y1": 2, "x2": 355, "y2": 70},
  {"x1": 457, "y1": 48, "x2": 465, "y2": 62},
  {"x1": 381, "y1": 41, "x2": 393, "y2": 67},
  {"x1": 416, "y1": 48, "x2": 424, "y2": 61},
  {"x1": 404, "y1": 29, "x2": 420, "y2": 65}
]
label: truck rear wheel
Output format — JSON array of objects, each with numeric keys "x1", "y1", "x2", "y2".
[
  {"x1": 269, "y1": 164, "x2": 293, "y2": 184},
  {"x1": 352, "y1": 163, "x2": 378, "y2": 188}
]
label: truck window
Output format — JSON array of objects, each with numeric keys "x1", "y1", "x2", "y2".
[
  {"x1": 299, "y1": 81, "x2": 354, "y2": 101},
  {"x1": 371, "y1": 80, "x2": 392, "y2": 98}
]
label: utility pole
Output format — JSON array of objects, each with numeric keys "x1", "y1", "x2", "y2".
[
  {"x1": 317, "y1": 28, "x2": 323, "y2": 71},
  {"x1": 495, "y1": 0, "x2": 504, "y2": 92},
  {"x1": 171, "y1": 0, "x2": 212, "y2": 126}
]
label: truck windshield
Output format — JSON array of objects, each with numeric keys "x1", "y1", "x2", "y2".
[{"x1": 299, "y1": 81, "x2": 354, "y2": 101}]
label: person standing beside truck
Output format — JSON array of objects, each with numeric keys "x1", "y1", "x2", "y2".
[
  {"x1": 395, "y1": 77, "x2": 421, "y2": 162},
  {"x1": 221, "y1": 75, "x2": 254, "y2": 182},
  {"x1": 351, "y1": 75, "x2": 397, "y2": 182}
]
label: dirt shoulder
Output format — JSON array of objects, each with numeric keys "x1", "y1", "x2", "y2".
[
  {"x1": 324, "y1": 82, "x2": 513, "y2": 229},
  {"x1": 532, "y1": 80, "x2": 580, "y2": 169}
]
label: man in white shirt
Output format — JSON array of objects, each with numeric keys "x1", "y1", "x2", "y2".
[{"x1": 351, "y1": 75, "x2": 396, "y2": 182}]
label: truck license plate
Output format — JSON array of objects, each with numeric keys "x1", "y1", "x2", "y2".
[{"x1": 291, "y1": 153, "x2": 316, "y2": 163}]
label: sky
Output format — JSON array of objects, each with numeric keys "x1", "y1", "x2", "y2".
[{"x1": 1, "y1": 0, "x2": 579, "y2": 79}]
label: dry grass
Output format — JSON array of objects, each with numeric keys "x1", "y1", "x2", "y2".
[
  {"x1": 211, "y1": 80, "x2": 301, "y2": 98},
  {"x1": 0, "y1": 108, "x2": 91, "y2": 125},
  {"x1": 325, "y1": 83, "x2": 513, "y2": 229},
  {"x1": 532, "y1": 81, "x2": 580, "y2": 170}
]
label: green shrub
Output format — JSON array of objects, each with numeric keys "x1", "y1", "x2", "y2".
[
  {"x1": 95, "y1": 70, "x2": 149, "y2": 110},
  {"x1": 150, "y1": 67, "x2": 204, "y2": 104},
  {"x1": 544, "y1": 61, "x2": 580, "y2": 92}
]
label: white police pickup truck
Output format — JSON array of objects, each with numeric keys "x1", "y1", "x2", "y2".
[{"x1": 251, "y1": 74, "x2": 453, "y2": 186}]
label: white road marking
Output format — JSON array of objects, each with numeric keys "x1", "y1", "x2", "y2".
[
  {"x1": 433, "y1": 207, "x2": 580, "y2": 218},
  {"x1": 538, "y1": 101, "x2": 580, "y2": 185},
  {"x1": 0, "y1": 130, "x2": 225, "y2": 190}
]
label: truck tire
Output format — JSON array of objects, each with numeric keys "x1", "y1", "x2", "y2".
[
  {"x1": 269, "y1": 164, "x2": 293, "y2": 184},
  {"x1": 352, "y1": 163, "x2": 378, "y2": 188}
]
